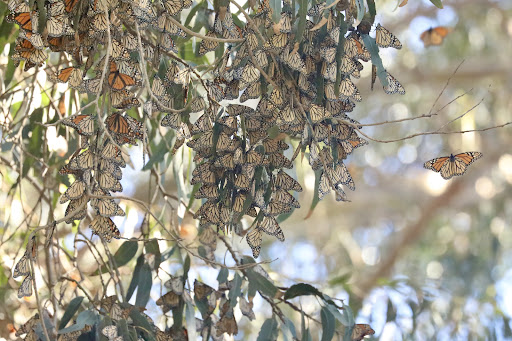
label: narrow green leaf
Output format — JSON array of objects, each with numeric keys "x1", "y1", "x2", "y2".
[
  {"x1": 129, "y1": 309, "x2": 157, "y2": 341},
  {"x1": 4, "y1": 50, "x2": 15, "y2": 87},
  {"x1": 355, "y1": 0, "x2": 365, "y2": 22},
  {"x1": 429, "y1": 0, "x2": 443, "y2": 8},
  {"x1": 257, "y1": 318, "x2": 279, "y2": 341},
  {"x1": 126, "y1": 254, "x2": 144, "y2": 301},
  {"x1": 117, "y1": 319, "x2": 130, "y2": 341},
  {"x1": 361, "y1": 34, "x2": 388, "y2": 87},
  {"x1": 270, "y1": 0, "x2": 281, "y2": 23},
  {"x1": 341, "y1": 303, "x2": 355, "y2": 327},
  {"x1": 320, "y1": 307, "x2": 335, "y2": 341},
  {"x1": 183, "y1": 254, "x2": 191, "y2": 281},
  {"x1": 185, "y1": 0, "x2": 205, "y2": 27},
  {"x1": 217, "y1": 267, "x2": 229, "y2": 283},
  {"x1": 145, "y1": 239, "x2": 161, "y2": 271},
  {"x1": 294, "y1": 0, "x2": 308, "y2": 44},
  {"x1": 228, "y1": 273, "x2": 243, "y2": 307},
  {"x1": 96, "y1": 240, "x2": 138, "y2": 275},
  {"x1": 58, "y1": 310, "x2": 97, "y2": 334},
  {"x1": 305, "y1": 168, "x2": 322, "y2": 219},
  {"x1": 142, "y1": 132, "x2": 173, "y2": 170},
  {"x1": 246, "y1": 269, "x2": 277, "y2": 297},
  {"x1": 324, "y1": 303, "x2": 346, "y2": 326},
  {"x1": 58, "y1": 296, "x2": 84, "y2": 330},
  {"x1": 284, "y1": 283, "x2": 322, "y2": 300},
  {"x1": 185, "y1": 300, "x2": 198, "y2": 341},
  {"x1": 135, "y1": 264, "x2": 152, "y2": 308},
  {"x1": 282, "y1": 317, "x2": 297, "y2": 340},
  {"x1": 367, "y1": 0, "x2": 376, "y2": 19}
]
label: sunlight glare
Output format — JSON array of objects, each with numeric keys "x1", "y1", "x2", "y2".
[
  {"x1": 475, "y1": 177, "x2": 496, "y2": 199},
  {"x1": 498, "y1": 154, "x2": 512, "y2": 183},
  {"x1": 423, "y1": 172, "x2": 447, "y2": 196},
  {"x1": 426, "y1": 261, "x2": 444, "y2": 279}
]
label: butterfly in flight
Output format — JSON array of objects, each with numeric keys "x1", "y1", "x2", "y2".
[
  {"x1": 420, "y1": 27, "x2": 452, "y2": 47},
  {"x1": 423, "y1": 152, "x2": 482, "y2": 180}
]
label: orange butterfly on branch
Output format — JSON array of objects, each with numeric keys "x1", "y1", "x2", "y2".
[
  {"x1": 420, "y1": 26, "x2": 452, "y2": 47},
  {"x1": 423, "y1": 152, "x2": 482, "y2": 180}
]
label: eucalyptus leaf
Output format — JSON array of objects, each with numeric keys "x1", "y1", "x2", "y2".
[{"x1": 58, "y1": 296, "x2": 84, "y2": 330}]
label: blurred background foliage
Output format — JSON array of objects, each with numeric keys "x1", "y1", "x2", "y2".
[{"x1": 0, "y1": 0, "x2": 512, "y2": 340}]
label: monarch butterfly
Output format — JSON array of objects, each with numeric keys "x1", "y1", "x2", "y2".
[
  {"x1": 199, "y1": 31, "x2": 219, "y2": 55},
  {"x1": 383, "y1": 71, "x2": 405, "y2": 95},
  {"x1": 279, "y1": 12, "x2": 292, "y2": 33},
  {"x1": 339, "y1": 78, "x2": 362, "y2": 102},
  {"x1": 100, "y1": 142, "x2": 126, "y2": 167},
  {"x1": 214, "y1": 153, "x2": 235, "y2": 169},
  {"x1": 340, "y1": 132, "x2": 368, "y2": 155},
  {"x1": 102, "y1": 326, "x2": 118, "y2": 340},
  {"x1": 246, "y1": 31, "x2": 259, "y2": 51},
  {"x1": 318, "y1": 170, "x2": 332, "y2": 200},
  {"x1": 268, "y1": 152, "x2": 293, "y2": 169},
  {"x1": 105, "y1": 112, "x2": 144, "y2": 140},
  {"x1": 323, "y1": 62, "x2": 337, "y2": 82},
  {"x1": 68, "y1": 149, "x2": 93, "y2": 170},
  {"x1": 91, "y1": 195, "x2": 125, "y2": 217},
  {"x1": 218, "y1": 116, "x2": 238, "y2": 135},
  {"x1": 46, "y1": 14, "x2": 74, "y2": 37},
  {"x1": 423, "y1": 152, "x2": 482, "y2": 180},
  {"x1": 62, "y1": 114, "x2": 95, "y2": 136},
  {"x1": 190, "y1": 113, "x2": 213, "y2": 135},
  {"x1": 98, "y1": 172, "x2": 123, "y2": 192},
  {"x1": 331, "y1": 163, "x2": 355, "y2": 190},
  {"x1": 194, "y1": 184, "x2": 219, "y2": 199},
  {"x1": 156, "y1": 291, "x2": 180, "y2": 313},
  {"x1": 223, "y1": 80, "x2": 240, "y2": 101},
  {"x1": 108, "y1": 61, "x2": 136, "y2": 90},
  {"x1": 263, "y1": 32, "x2": 288, "y2": 50},
  {"x1": 111, "y1": 90, "x2": 140, "y2": 110},
  {"x1": 194, "y1": 200, "x2": 221, "y2": 224},
  {"x1": 191, "y1": 162, "x2": 216, "y2": 185},
  {"x1": 164, "y1": 0, "x2": 184, "y2": 16},
  {"x1": 265, "y1": 199, "x2": 293, "y2": 216},
  {"x1": 273, "y1": 189, "x2": 300, "y2": 208},
  {"x1": 110, "y1": 40, "x2": 131, "y2": 61},
  {"x1": 375, "y1": 24, "x2": 402, "y2": 49},
  {"x1": 187, "y1": 130, "x2": 214, "y2": 151},
  {"x1": 259, "y1": 215, "x2": 285, "y2": 241},
  {"x1": 262, "y1": 138, "x2": 289, "y2": 154},
  {"x1": 90, "y1": 216, "x2": 121, "y2": 242},
  {"x1": 161, "y1": 113, "x2": 181, "y2": 130},
  {"x1": 52, "y1": 67, "x2": 83, "y2": 87},
  {"x1": 226, "y1": 104, "x2": 252, "y2": 117},
  {"x1": 194, "y1": 279, "x2": 214, "y2": 300},
  {"x1": 420, "y1": 26, "x2": 452, "y2": 47},
  {"x1": 13, "y1": 253, "x2": 30, "y2": 278},
  {"x1": 319, "y1": 46, "x2": 336, "y2": 64},
  {"x1": 240, "y1": 82, "x2": 261, "y2": 103},
  {"x1": 331, "y1": 122, "x2": 353, "y2": 141},
  {"x1": 18, "y1": 275, "x2": 33, "y2": 298},
  {"x1": 65, "y1": 0, "x2": 79, "y2": 12},
  {"x1": 157, "y1": 15, "x2": 186, "y2": 37},
  {"x1": 246, "y1": 228, "x2": 262, "y2": 257},
  {"x1": 339, "y1": 55, "x2": 358, "y2": 76},
  {"x1": 344, "y1": 34, "x2": 371, "y2": 61},
  {"x1": 60, "y1": 180, "x2": 86, "y2": 204},
  {"x1": 89, "y1": 13, "x2": 109, "y2": 34},
  {"x1": 198, "y1": 226, "x2": 217, "y2": 247},
  {"x1": 64, "y1": 194, "x2": 88, "y2": 223},
  {"x1": 239, "y1": 63, "x2": 260, "y2": 88},
  {"x1": 309, "y1": 104, "x2": 332, "y2": 124},
  {"x1": 99, "y1": 159, "x2": 123, "y2": 180},
  {"x1": 307, "y1": 2, "x2": 325, "y2": 16},
  {"x1": 7, "y1": 10, "x2": 36, "y2": 32}
]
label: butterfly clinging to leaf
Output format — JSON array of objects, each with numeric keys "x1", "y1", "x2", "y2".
[{"x1": 423, "y1": 152, "x2": 482, "y2": 180}]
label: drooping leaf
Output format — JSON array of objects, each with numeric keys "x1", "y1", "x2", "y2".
[
  {"x1": 304, "y1": 168, "x2": 322, "y2": 219},
  {"x1": 361, "y1": 34, "x2": 388, "y2": 87},
  {"x1": 246, "y1": 269, "x2": 277, "y2": 298},
  {"x1": 58, "y1": 310, "x2": 97, "y2": 334},
  {"x1": 126, "y1": 254, "x2": 144, "y2": 301},
  {"x1": 96, "y1": 240, "x2": 138, "y2": 274},
  {"x1": 320, "y1": 307, "x2": 335, "y2": 341},
  {"x1": 256, "y1": 318, "x2": 279, "y2": 341},
  {"x1": 429, "y1": 0, "x2": 443, "y2": 8},
  {"x1": 135, "y1": 263, "x2": 152, "y2": 307},
  {"x1": 284, "y1": 283, "x2": 322, "y2": 300},
  {"x1": 228, "y1": 273, "x2": 242, "y2": 307},
  {"x1": 58, "y1": 296, "x2": 84, "y2": 330}
]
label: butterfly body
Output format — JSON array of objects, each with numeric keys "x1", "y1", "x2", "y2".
[{"x1": 423, "y1": 152, "x2": 482, "y2": 180}]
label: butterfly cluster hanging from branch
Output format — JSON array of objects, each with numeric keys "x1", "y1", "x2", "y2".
[{"x1": 5, "y1": 0, "x2": 406, "y2": 260}]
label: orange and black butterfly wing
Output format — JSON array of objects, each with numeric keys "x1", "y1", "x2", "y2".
[{"x1": 423, "y1": 156, "x2": 450, "y2": 172}]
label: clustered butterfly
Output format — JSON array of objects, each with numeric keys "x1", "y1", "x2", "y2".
[{"x1": 5, "y1": 0, "x2": 415, "y2": 263}]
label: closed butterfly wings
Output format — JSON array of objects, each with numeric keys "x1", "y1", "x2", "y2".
[{"x1": 424, "y1": 152, "x2": 482, "y2": 180}]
